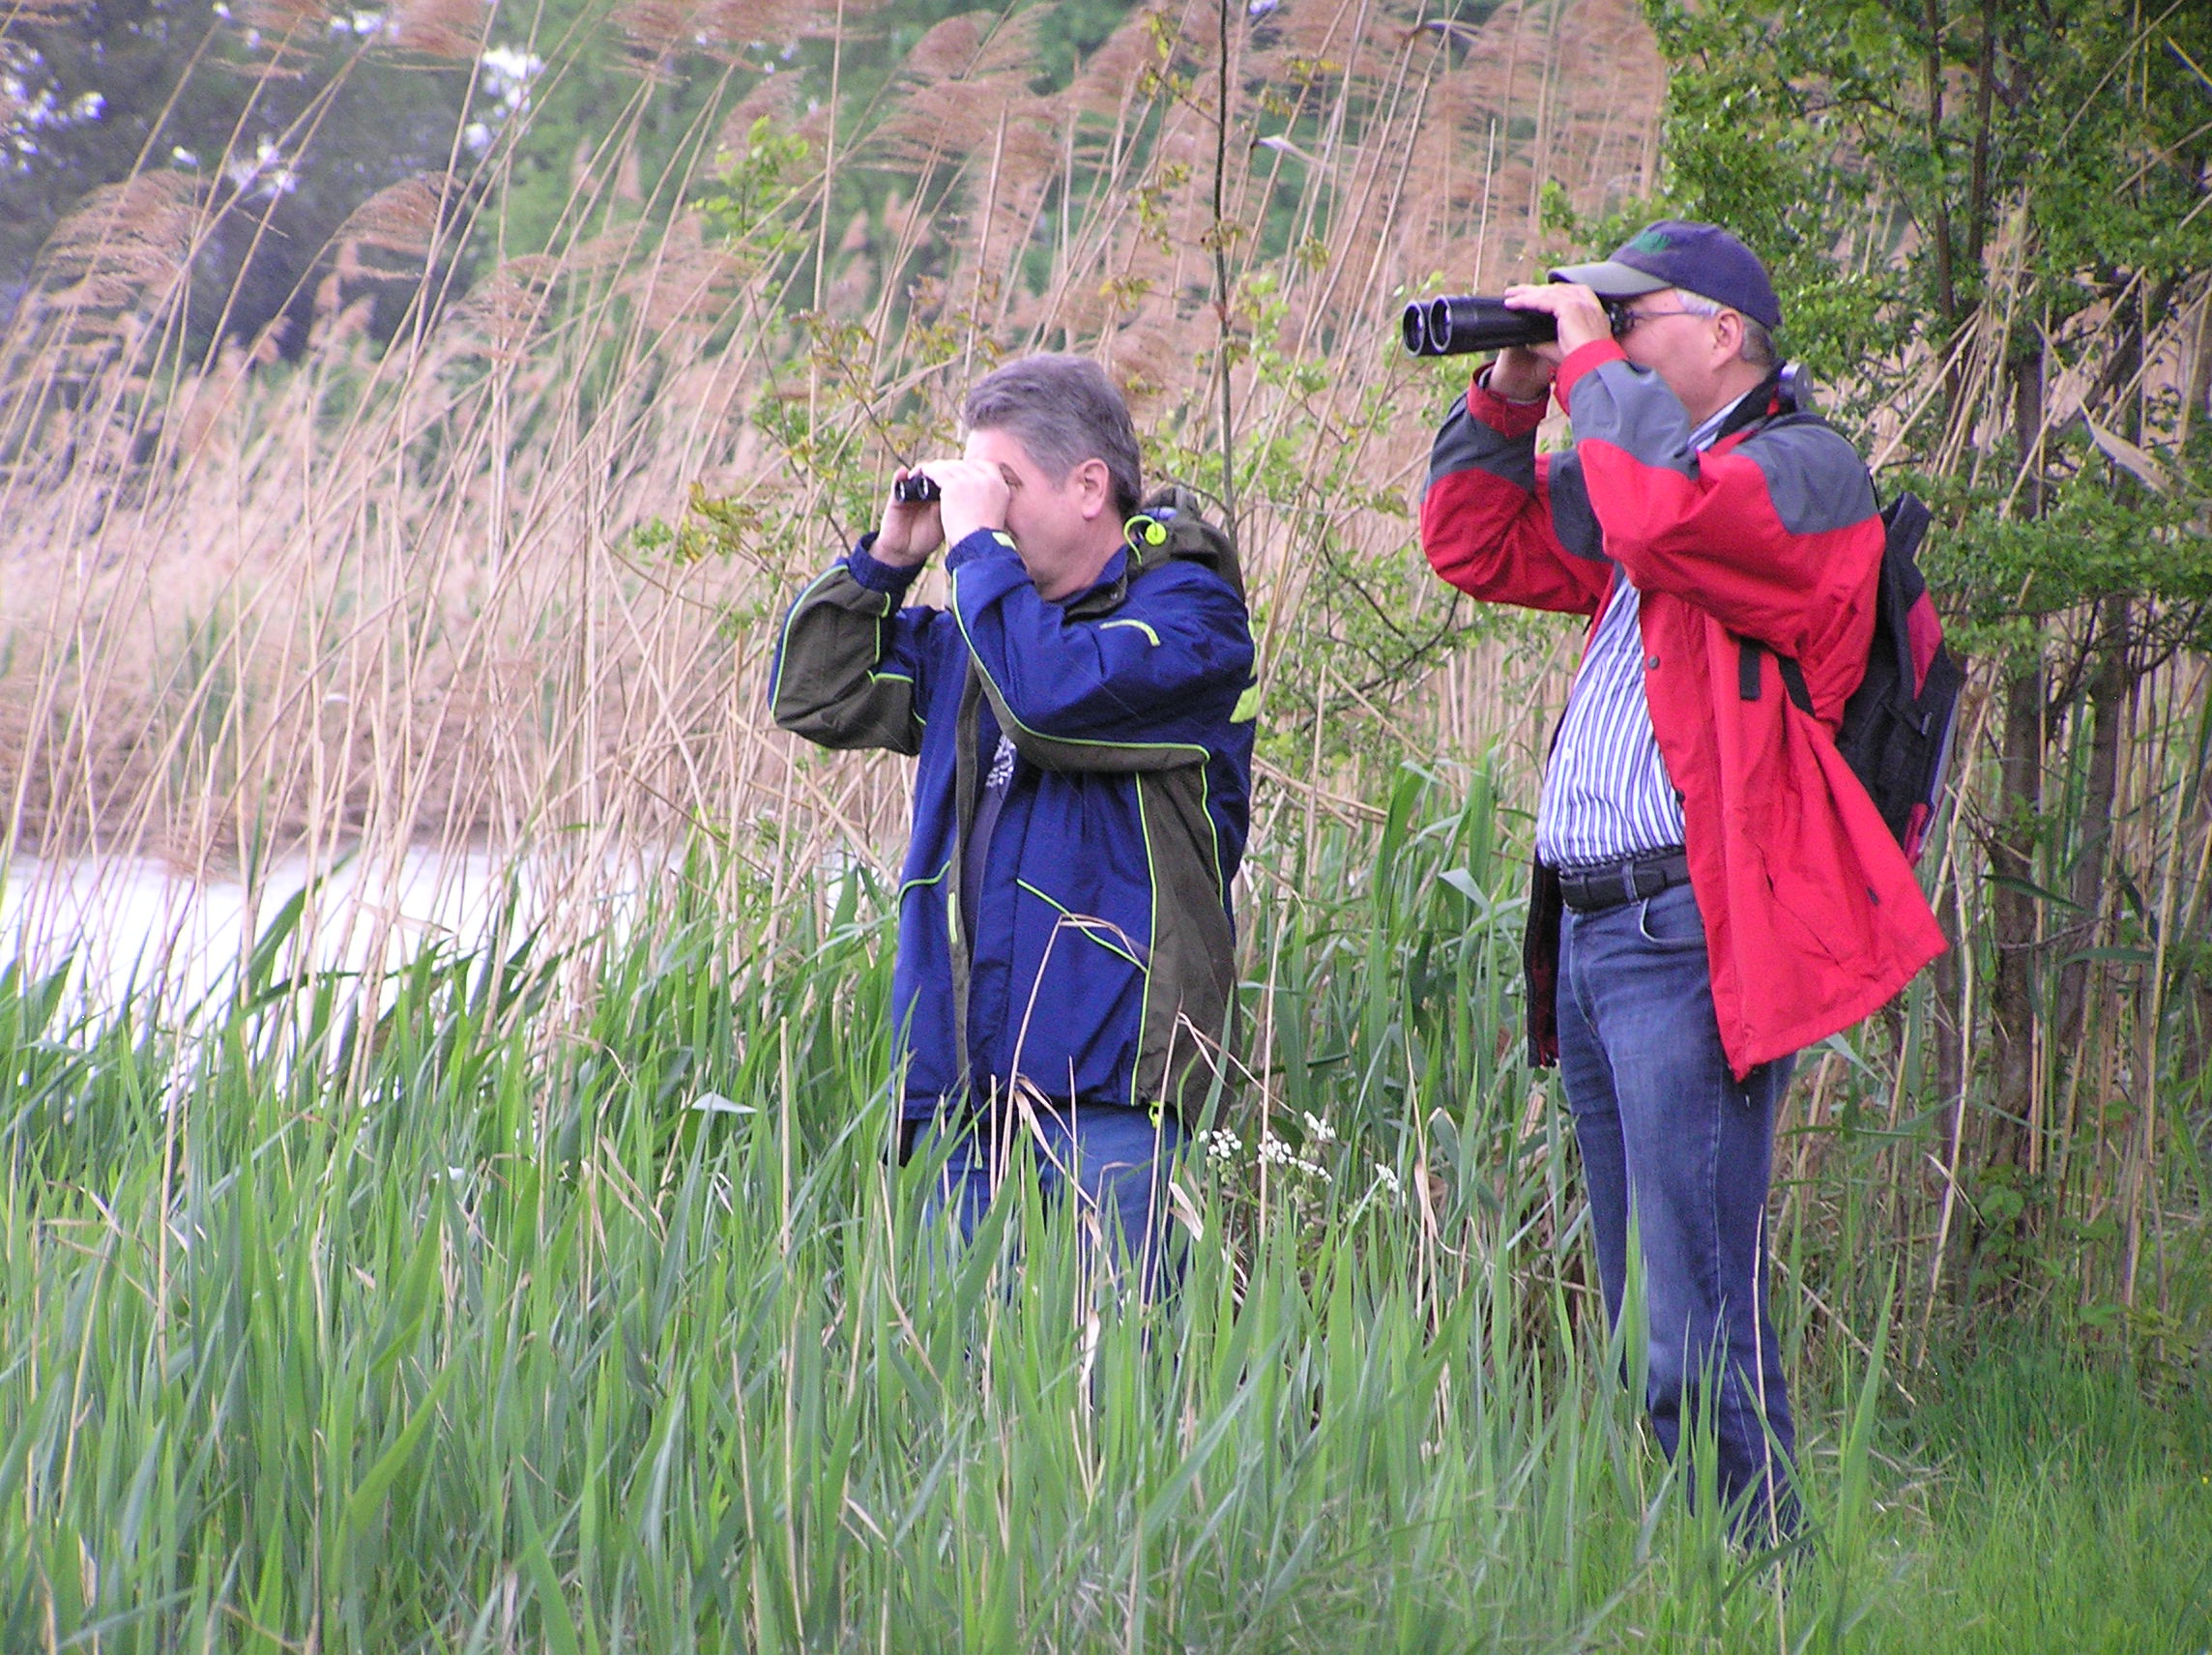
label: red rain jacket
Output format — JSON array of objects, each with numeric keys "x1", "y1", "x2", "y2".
[{"x1": 1421, "y1": 339, "x2": 1945, "y2": 1078}]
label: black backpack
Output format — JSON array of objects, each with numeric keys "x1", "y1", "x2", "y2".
[{"x1": 1740, "y1": 491, "x2": 1964, "y2": 862}]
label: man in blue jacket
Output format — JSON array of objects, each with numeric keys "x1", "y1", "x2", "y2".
[{"x1": 770, "y1": 354, "x2": 1256, "y2": 1295}]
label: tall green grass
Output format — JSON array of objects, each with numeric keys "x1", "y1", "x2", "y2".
[{"x1": 5, "y1": 779, "x2": 2205, "y2": 1651}]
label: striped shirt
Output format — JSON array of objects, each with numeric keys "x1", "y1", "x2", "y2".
[{"x1": 1534, "y1": 390, "x2": 1748, "y2": 869}]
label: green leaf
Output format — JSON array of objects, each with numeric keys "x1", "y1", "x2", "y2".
[{"x1": 341, "y1": 1360, "x2": 459, "y2": 1540}]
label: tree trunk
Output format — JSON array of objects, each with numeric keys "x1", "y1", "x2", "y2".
[
  {"x1": 1986, "y1": 666, "x2": 2045, "y2": 1174},
  {"x1": 2056, "y1": 302, "x2": 2145, "y2": 1100},
  {"x1": 2052, "y1": 595, "x2": 2130, "y2": 1055},
  {"x1": 1919, "y1": 0, "x2": 1964, "y2": 426},
  {"x1": 1983, "y1": 349, "x2": 2050, "y2": 1177}
]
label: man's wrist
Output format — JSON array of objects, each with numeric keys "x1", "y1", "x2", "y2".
[
  {"x1": 849, "y1": 533, "x2": 923, "y2": 592},
  {"x1": 1476, "y1": 363, "x2": 1551, "y2": 407},
  {"x1": 1467, "y1": 366, "x2": 1552, "y2": 437}
]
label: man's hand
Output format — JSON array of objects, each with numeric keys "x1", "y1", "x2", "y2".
[
  {"x1": 921, "y1": 458, "x2": 1011, "y2": 550},
  {"x1": 1487, "y1": 280, "x2": 1614, "y2": 401},
  {"x1": 874, "y1": 460, "x2": 1013, "y2": 566},
  {"x1": 874, "y1": 468, "x2": 945, "y2": 568}
]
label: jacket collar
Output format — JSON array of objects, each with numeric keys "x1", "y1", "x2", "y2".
[
  {"x1": 1060, "y1": 544, "x2": 1133, "y2": 621},
  {"x1": 1706, "y1": 365, "x2": 1792, "y2": 451}
]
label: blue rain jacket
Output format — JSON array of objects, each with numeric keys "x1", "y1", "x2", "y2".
[{"x1": 771, "y1": 514, "x2": 1256, "y2": 1119}]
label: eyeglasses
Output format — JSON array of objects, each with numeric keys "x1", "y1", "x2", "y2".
[{"x1": 1611, "y1": 306, "x2": 1707, "y2": 338}]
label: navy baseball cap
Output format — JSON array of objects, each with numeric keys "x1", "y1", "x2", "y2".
[{"x1": 1549, "y1": 220, "x2": 1782, "y2": 332}]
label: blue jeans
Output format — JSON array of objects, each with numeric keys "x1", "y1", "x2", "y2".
[
  {"x1": 911, "y1": 1100, "x2": 1185, "y2": 1300},
  {"x1": 1557, "y1": 878, "x2": 1798, "y2": 1538}
]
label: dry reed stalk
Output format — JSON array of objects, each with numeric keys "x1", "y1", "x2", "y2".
[{"x1": 2113, "y1": 653, "x2": 2205, "y2": 1308}]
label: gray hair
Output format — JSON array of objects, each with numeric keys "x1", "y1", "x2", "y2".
[
  {"x1": 962, "y1": 354, "x2": 1143, "y2": 517},
  {"x1": 1674, "y1": 287, "x2": 1778, "y2": 366}
]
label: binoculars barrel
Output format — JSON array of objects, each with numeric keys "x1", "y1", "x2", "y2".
[
  {"x1": 892, "y1": 473, "x2": 941, "y2": 504},
  {"x1": 1401, "y1": 295, "x2": 1561, "y2": 358}
]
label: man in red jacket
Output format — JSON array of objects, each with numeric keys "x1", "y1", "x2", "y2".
[{"x1": 1420, "y1": 221, "x2": 1944, "y2": 1540}]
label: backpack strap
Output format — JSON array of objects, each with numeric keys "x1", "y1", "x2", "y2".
[
  {"x1": 1776, "y1": 653, "x2": 1814, "y2": 713},
  {"x1": 1720, "y1": 371, "x2": 1877, "y2": 723},
  {"x1": 1726, "y1": 365, "x2": 1819, "y2": 718},
  {"x1": 1737, "y1": 638, "x2": 1815, "y2": 714},
  {"x1": 1737, "y1": 640, "x2": 1761, "y2": 701}
]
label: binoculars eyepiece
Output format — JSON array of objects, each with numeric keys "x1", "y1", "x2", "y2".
[{"x1": 892, "y1": 473, "x2": 942, "y2": 505}]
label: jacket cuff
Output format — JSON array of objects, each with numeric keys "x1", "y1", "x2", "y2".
[
  {"x1": 1556, "y1": 339, "x2": 1628, "y2": 413},
  {"x1": 847, "y1": 533, "x2": 921, "y2": 593},
  {"x1": 1466, "y1": 365, "x2": 1551, "y2": 434},
  {"x1": 945, "y1": 527, "x2": 1021, "y2": 570}
]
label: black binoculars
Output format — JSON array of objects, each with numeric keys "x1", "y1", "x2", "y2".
[
  {"x1": 1401, "y1": 294, "x2": 1627, "y2": 358},
  {"x1": 892, "y1": 473, "x2": 941, "y2": 505}
]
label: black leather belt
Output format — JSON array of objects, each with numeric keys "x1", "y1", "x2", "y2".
[{"x1": 1555, "y1": 849, "x2": 1691, "y2": 912}]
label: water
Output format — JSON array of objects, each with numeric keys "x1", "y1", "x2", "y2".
[{"x1": 0, "y1": 848, "x2": 520, "y2": 1015}]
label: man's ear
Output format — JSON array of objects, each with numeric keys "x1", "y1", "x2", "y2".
[
  {"x1": 1712, "y1": 309, "x2": 1744, "y2": 365},
  {"x1": 1073, "y1": 456, "x2": 1114, "y2": 520}
]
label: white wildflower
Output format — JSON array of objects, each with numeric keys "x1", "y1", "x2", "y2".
[
  {"x1": 1260, "y1": 1133, "x2": 1330, "y2": 1179},
  {"x1": 1300, "y1": 1110, "x2": 1336, "y2": 1145}
]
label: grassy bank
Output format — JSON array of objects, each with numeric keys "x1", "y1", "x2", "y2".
[{"x1": 4, "y1": 781, "x2": 2205, "y2": 1651}]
